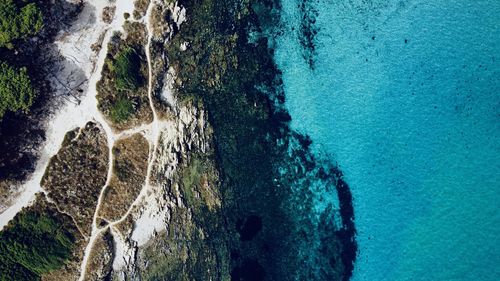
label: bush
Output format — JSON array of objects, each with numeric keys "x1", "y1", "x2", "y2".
[
  {"x1": 0, "y1": 209, "x2": 75, "y2": 279},
  {"x1": 0, "y1": 0, "x2": 43, "y2": 48},
  {"x1": 113, "y1": 47, "x2": 142, "y2": 91},
  {"x1": 19, "y1": 3, "x2": 43, "y2": 35},
  {"x1": 110, "y1": 96, "x2": 134, "y2": 123},
  {"x1": 0, "y1": 61, "x2": 35, "y2": 119}
]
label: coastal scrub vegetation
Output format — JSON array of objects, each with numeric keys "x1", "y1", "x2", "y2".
[
  {"x1": 0, "y1": 61, "x2": 35, "y2": 119},
  {"x1": 0, "y1": 208, "x2": 76, "y2": 280},
  {"x1": 97, "y1": 25, "x2": 152, "y2": 130},
  {"x1": 113, "y1": 47, "x2": 143, "y2": 91},
  {"x1": 107, "y1": 46, "x2": 144, "y2": 124},
  {"x1": 0, "y1": 0, "x2": 43, "y2": 48}
]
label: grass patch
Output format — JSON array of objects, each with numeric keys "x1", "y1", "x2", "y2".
[
  {"x1": 178, "y1": 154, "x2": 221, "y2": 212},
  {"x1": 96, "y1": 27, "x2": 152, "y2": 130},
  {"x1": 180, "y1": 157, "x2": 203, "y2": 205},
  {"x1": 107, "y1": 47, "x2": 143, "y2": 123}
]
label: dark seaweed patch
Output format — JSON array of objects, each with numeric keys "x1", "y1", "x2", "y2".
[
  {"x1": 167, "y1": 0, "x2": 356, "y2": 280},
  {"x1": 333, "y1": 168, "x2": 357, "y2": 280},
  {"x1": 231, "y1": 259, "x2": 266, "y2": 281},
  {"x1": 298, "y1": 0, "x2": 319, "y2": 69},
  {"x1": 237, "y1": 215, "x2": 263, "y2": 241}
]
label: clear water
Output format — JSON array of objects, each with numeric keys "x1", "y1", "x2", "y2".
[{"x1": 274, "y1": 0, "x2": 500, "y2": 280}]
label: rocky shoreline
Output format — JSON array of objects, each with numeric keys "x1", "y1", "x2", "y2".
[{"x1": 0, "y1": 0, "x2": 356, "y2": 280}]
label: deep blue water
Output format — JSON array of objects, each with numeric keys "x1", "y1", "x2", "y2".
[{"x1": 274, "y1": 1, "x2": 500, "y2": 280}]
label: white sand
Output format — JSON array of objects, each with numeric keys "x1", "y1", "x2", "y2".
[
  {"x1": 77, "y1": 0, "x2": 143, "y2": 279},
  {"x1": 0, "y1": 0, "x2": 112, "y2": 230},
  {"x1": 0, "y1": 0, "x2": 194, "y2": 278}
]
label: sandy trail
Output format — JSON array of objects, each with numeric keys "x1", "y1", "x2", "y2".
[
  {"x1": 0, "y1": 0, "x2": 169, "y2": 278},
  {"x1": 78, "y1": 1, "x2": 162, "y2": 279},
  {"x1": 0, "y1": 0, "x2": 110, "y2": 230}
]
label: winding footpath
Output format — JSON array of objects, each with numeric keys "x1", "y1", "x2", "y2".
[
  {"x1": 78, "y1": 1, "x2": 163, "y2": 279},
  {"x1": 0, "y1": 0, "x2": 166, "y2": 279}
]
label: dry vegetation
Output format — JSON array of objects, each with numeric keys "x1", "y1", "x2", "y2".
[
  {"x1": 101, "y1": 6, "x2": 116, "y2": 24},
  {"x1": 112, "y1": 213, "x2": 135, "y2": 239},
  {"x1": 98, "y1": 133, "x2": 149, "y2": 221},
  {"x1": 41, "y1": 122, "x2": 109, "y2": 236},
  {"x1": 134, "y1": 0, "x2": 151, "y2": 20},
  {"x1": 84, "y1": 230, "x2": 114, "y2": 281}
]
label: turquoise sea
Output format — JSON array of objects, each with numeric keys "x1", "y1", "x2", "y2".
[{"x1": 274, "y1": 1, "x2": 500, "y2": 280}]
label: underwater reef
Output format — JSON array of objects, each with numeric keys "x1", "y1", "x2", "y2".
[{"x1": 167, "y1": 0, "x2": 357, "y2": 280}]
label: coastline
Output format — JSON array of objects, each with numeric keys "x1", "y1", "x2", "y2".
[
  {"x1": 0, "y1": 0, "x2": 358, "y2": 280},
  {"x1": 166, "y1": 0, "x2": 357, "y2": 279}
]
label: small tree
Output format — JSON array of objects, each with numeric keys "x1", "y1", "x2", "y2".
[
  {"x1": 0, "y1": 62, "x2": 35, "y2": 118},
  {"x1": 0, "y1": 0, "x2": 19, "y2": 47},
  {"x1": 19, "y1": 3, "x2": 43, "y2": 35},
  {"x1": 0, "y1": 0, "x2": 43, "y2": 48}
]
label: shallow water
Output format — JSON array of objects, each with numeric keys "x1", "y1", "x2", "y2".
[{"x1": 275, "y1": 0, "x2": 500, "y2": 280}]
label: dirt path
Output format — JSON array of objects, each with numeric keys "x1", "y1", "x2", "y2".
[
  {"x1": 0, "y1": 0, "x2": 169, "y2": 278},
  {"x1": 78, "y1": 1, "x2": 163, "y2": 279}
]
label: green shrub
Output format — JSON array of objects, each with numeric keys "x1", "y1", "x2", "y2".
[
  {"x1": 0, "y1": 61, "x2": 35, "y2": 119},
  {"x1": 0, "y1": 258, "x2": 37, "y2": 281},
  {"x1": 110, "y1": 96, "x2": 134, "y2": 123},
  {"x1": 0, "y1": 209, "x2": 75, "y2": 279},
  {"x1": 0, "y1": 0, "x2": 43, "y2": 47},
  {"x1": 113, "y1": 47, "x2": 142, "y2": 91},
  {"x1": 19, "y1": 3, "x2": 43, "y2": 35}
]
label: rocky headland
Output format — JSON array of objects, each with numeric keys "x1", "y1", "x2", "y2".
[{"x1": 0, "y1": 0, "x2": 356, "y2": 280}]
